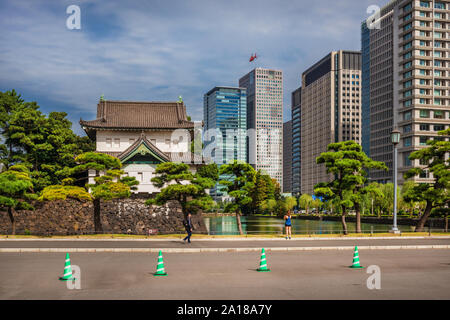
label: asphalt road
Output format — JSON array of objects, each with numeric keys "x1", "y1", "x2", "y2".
[
  {"x1": 1, "y1": 249, "x2": 449, "y2": 299},
  {"x1": 0, "y1": 238, "x2": 449, "y2": 248}
]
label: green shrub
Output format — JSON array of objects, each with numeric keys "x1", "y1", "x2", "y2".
[{"x1": 38, "y1": 185, "x2": 92, "y2": 201}]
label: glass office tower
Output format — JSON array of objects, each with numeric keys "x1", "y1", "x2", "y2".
[{"x1": 203, "y1": 86, "x2": 247, "y2": 200}]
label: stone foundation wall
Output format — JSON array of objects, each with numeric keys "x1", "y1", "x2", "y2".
[{"x1": 0, "y1": 198, "x2": 207, "y2": 235}]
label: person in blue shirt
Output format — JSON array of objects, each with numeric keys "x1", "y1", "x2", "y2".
[{"x1": 284, "y1": 210, "x2": 292, "y2": 239}]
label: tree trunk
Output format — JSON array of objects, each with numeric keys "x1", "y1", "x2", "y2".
[
  {"x1": 235, "y1": 212, "x2": 244, "y2": 235},
  {"x1": 341, "y1": 207, "x2": 348, "y2": 235},
  {"x1": 93, "y1": 198, "x2": 103, "y2": 233},
  {"x1": 415, "y1": 201, "x2": 433, "y2": 232},
  {"x1": 355, "y1": 203, "x2": 362, "y2": 234},
  {"x1": 8, "y1": 207, "x2": 15, "y2": 235},
  {"x1": 445, "y1": 215, "x2": 448, "y2": 233}
]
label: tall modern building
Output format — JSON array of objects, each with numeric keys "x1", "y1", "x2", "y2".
[
  {"x1": 203, "y1": 86, "x2": 247, "y2": 199},
  {"x1": 283, "y1": 120, "x2": 292, "y2": 193},
  {"x1": 239, "y1": 68, "x2": 283, "y2": 186},
  {"x1": 299, "y1": 51, "x2": 362, "y2": 194},
  {"x1": 291, "y1": 87, "x2": 302, "y2": 197},
  {"x1": 362, "y1": 0, "x2": 450, "y2": 184}
]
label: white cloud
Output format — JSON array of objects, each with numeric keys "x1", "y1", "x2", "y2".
[{"x1": 0, "y1": 0, "x2": 388, "y2": 126}]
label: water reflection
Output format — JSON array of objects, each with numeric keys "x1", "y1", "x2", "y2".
[{"x1": 204, "y1": 216, "x2": 417, "y2": 235}]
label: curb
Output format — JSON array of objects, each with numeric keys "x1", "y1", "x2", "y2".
[
  {"x1": 1, "y1": 236, "x2": 449, "y2": 241},
  {"x1": 1, "y1": 245, "x2": 449, "y2": 253}
]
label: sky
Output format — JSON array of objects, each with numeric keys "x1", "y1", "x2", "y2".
[{"x1": 0, "y1": 0, "x2": 388, "y2": 135}]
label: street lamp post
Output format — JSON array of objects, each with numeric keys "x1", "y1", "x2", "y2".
[{"x1": 390, "y1": 129, "x2": 401, "y2": 234}]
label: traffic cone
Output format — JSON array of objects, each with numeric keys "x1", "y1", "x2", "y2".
[
  {"x1": 154, "y1": 250, "x2": 168, "y2": 276},
  {"x1": 349, "y1": 246, "x2": 364, "y2": 269},
  {"x1": 257, "y1": 248, "x2": 271, "y2": 272},
  {"x1": 59, "y1": 253, "x2": 76, "y2": 281}
]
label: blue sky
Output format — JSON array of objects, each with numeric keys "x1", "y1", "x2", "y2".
[{"x1": 0, "y1": 0, "x2": 387, "y2": 135}]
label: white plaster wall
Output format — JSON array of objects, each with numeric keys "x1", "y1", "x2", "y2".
[
  {"x1": 96, "y1": 130, "x2": 191, "y2": 153},
  {"x1": 88, "y1": 164, "x2": 199, "y2": 194}
]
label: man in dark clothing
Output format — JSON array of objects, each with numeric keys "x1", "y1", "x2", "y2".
[{"x1": 183, "y1": 213, "x2": 193, "y2": 243}]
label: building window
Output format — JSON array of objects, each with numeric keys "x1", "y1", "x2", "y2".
[
  {"x1": 404, "y1": 111, "x2": 412, "y2": 120},
  {"x1": 434, "y1": 110, "x2": 444, "y2": 119},
  {"x1": 106, "y1": 138, "x2": 112, "y2": 148},
  {"x1": 420, "y1": 124, "x2": 430, "y2": 131},
  {"x1": 434, "y1": 125, "x2": 445, "y2": 131},
  {"x1": 403, "y1": 125, "x2": 412, "y2": 133},
  {"x1": 419, "y1": 170, "x2": 430, "y2": 179},
  {"x1": 420, "y1": 1, "x2": 430, "y2": 8},
  {"x1": 403, "y1": 137, "x2": 412, "y2": 147},
  {"x1": 420, "y1": 110, "x2": 430, "y2": 118},
  {"x1": 404, "y1": 153, "x2": 412, "y2": 167},
  {"x1": 136, "y1": 172, "x2": 143, "y2": 182},
  {"x1": 419, "y1": 136, "x2": 429, "y2": 146},
  {"x1": 113, "y1": 138, "x2": 120, "y2": 147}
]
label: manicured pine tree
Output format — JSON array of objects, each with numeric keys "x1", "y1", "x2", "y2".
[
  {"x1": 403, "y1": 128, "x2": 450, "y2": 232},
  {"x1": 314, "y1": 141, "x2": 387, "y2": 235},
  {"x1": 219, "y1": 161, "x2": 256, "y2": 235},
  {"x1": 0, "y1": 165, "x2": 37, "y2": 235},
  {"x1": 146, "y1": 162, "x2": 217, "y2": 218}
]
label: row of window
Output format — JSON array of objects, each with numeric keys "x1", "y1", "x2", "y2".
[{"x1": 104, "y1": 137, "x2": 178, "y2": 148}]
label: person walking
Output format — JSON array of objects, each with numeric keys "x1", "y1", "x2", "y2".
[
  {"x1": 284, "y1": 210, "x2": 292, "y2": 239},
  {"x1": 183, "y1": 213, "x2": 193, "y2": 243}
]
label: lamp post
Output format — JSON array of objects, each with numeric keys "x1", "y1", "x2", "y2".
[{"x1": 390, "y1": 129, "x2": 401, "y2": 233}]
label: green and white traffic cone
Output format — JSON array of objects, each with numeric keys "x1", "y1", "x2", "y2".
[
  {"x1": 349, "y1": 246, "x2": 364, "y2": 269},
  {"x1": 59, "y1": 253, "x2": 76, "y2": 281},
  {"x1": 154, "y1": 250, "x2": 168, "y2": 276},
  {"x1": 257, "y1": 248, "x2": 271, "y2": 272}
]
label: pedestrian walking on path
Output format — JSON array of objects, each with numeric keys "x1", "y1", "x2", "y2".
[
  {"x1": 284, "y1": 210, "x2": 292, "y2": 239},
  {"x1": 183, "y1": 213, "x2": 193, "y2": 243}
]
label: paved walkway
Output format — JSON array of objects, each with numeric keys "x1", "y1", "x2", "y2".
[{"x1": 0, "y1": 237, "x2": 449, "y2": 252}]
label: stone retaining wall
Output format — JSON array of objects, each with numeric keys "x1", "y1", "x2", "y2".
[{"x1": 0, "y1": 198, "x2": 207, "y2": 235}]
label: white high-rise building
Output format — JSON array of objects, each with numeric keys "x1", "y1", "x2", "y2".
[
  {"x1": 239, "y1": 68, "x2": 283, "y2": 185},
  {"x1": 362, "y1": 0, "x2": 450, "y2": 184}
]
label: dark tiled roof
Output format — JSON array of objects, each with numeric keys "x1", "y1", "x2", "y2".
[
  {"x1": 80, "y1": 100, "x2": 194, "y2": 130},
  {"x1": 118, "y1": 133, "x2": 170, "y2": 162}
]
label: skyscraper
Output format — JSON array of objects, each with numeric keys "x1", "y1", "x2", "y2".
[
  {"x1": 362, "y1": 0, "x2": 449, "y2": 184},
  {"x1": 203, "y1": 86, "x2": 247, "y2": 199},
  {"x1": 283, "y1": 120, "x2": 292, "y2": 193},
  {"x1": 239, "y1": 68, "x2": 283, "y2": 186},
  {"x1": 299, "y1": 51, "x2": 362, "y2": 194},
  {"x1": 291, "y1": 86, "x2": 302, "y2": 197}
]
